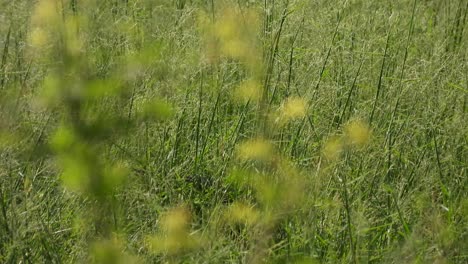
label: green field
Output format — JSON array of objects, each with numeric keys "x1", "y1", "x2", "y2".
[{"x1": 0, "y1": 0, "x2": 467, "y2": 263}]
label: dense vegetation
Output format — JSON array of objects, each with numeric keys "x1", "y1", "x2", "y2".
[{"x1": 0, "y1": 0, "x2": 467, "y2": 263}]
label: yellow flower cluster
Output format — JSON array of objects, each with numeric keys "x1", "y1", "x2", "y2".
[{"x1": 323, "y1": 119, "x2": 372, "y2": 161}]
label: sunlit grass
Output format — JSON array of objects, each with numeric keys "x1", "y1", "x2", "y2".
[{"x1": 0, "y1": 0, "x2": 466, "y2": 263}]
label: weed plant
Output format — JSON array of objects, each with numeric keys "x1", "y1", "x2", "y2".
[{"x1": 0, "y1": 0, "x2": 467, "y2": 263}]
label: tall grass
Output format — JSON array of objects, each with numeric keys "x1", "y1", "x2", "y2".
[{"x1": 0, "y1": 0, "x2": 467, "y2": 263}]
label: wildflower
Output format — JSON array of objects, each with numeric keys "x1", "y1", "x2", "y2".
[
  {"x1": 147, "y1": 207, "x2": 201, "y2": 254},
  {"x1": 91, "y1": 236, "x2": 138, "y2": 264},
  {"x1": 225, "y1": 202, "x2": 259, "y2": 225},
  {"x1": 237, "y1": 138, "x2": 274, "y2": 162},
  {"x1": 323, "y1": 136, "x2": 343, "y2": 160},
  {"x1": 344, "y1": 119, "x2": 371, "y2": 147},
  {"x1": 31, "y1": 0, "x2": 60, "y2": 27},
  {"x1": 276, "y1": 97, "x2": 308, "y2": 124},
  {"x1": 233, "y1": 79, "x2": 262, "y2": 103},
  {"x1": 29, "y1": 28, "x2": 48, "y2": 49}
]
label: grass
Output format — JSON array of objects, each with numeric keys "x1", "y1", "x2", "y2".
[{"x1": 0, "y1": 0, "x2": 467, "y2": 263}]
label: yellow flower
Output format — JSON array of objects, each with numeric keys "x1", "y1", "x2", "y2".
[
  {"x1": 29, "y1": 28, "x2": 48, "y2": 49},
  {"x1": 233, "y1": 79, "x2": 262, "y2": 103},
  {"x1": 237, "y1": 138, "x2": 274, "y2": 162},
  {"x1": 225, "y1": 202, "x2": 259, "y2": 225},
  {"x1": 277, "y1": 97, "x2": 308, "y2": 124},
  {"x1": 344, "y1": 120, "x2": 371, "y2": 147},
  {"x1": 146, "y1": 207, "x2": 201, "y2": 254},
  {"x1": 31, "y1": 0, "x2": 60, "y2": 27},
  {"x1": 323, "y1": 136, "x2": 343, "y2": 160}
]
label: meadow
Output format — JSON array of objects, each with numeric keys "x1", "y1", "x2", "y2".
[{"x1": 0, "y1": 0, "x2": 467, "y2": 263}]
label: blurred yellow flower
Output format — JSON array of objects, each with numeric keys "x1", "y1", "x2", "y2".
[
  {"x1": 276, "y1": 97, "x2": 308, "y2": 124},
  {"x1": 225, "y1": 202, "x2": 259, "y2": 226},
  {"x1": 91, "y1": 236, "x2": 138, "y2": 264},
  {"x1": 147, "y1": 206, "x2": 201, "y2": 254},
  {"x1": 237, "y1": 138, "x2": 274, "y2": 162},
  {"x1": 161, "y1": 206, "x2": 190, "y2": 233},
  {"x1": 198, "y1": 5, "x2": 261, "y2": 71},
  {"x1": 31, "y1": 0, "x2": 60, "y2": 27},
  {"x1": 233, "y1": 79, "x2": 262, "y2": 103},
  {"x1": 344, "y1": 119, "x2": 371, "y2": 147},
  {"x1": 64, "y1": 17, "x2": 84, "y2": 56},
  {"x1": 29, "y1": 28, "x2": 48, "y2": 49},
  {"x1": 323, "y1": 136, "x2": 343, "y2": 160}
]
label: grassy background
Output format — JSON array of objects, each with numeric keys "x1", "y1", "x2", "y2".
[{"x1": 0, "y1": 0, "x2": 467, "y2": 263}]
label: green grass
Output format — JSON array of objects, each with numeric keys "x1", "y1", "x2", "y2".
[{"x1": 0, "y1": 0, "x2": 467, "y2": 263}]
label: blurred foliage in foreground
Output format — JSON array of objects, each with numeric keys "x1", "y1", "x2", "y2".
[{"x1": 0, "y1": 0, "x2": 467, "y2": 263}]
